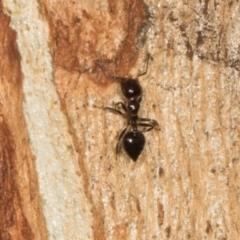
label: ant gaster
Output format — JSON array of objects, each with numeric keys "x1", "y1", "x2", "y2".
[{"x1": 95, "y1": 60, "x2": 160, "y2": 161}]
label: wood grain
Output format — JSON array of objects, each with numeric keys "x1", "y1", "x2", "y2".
[
  {"x1": 0, "y1": 2, "x2": 47, "y2": 239},
  {"x1": 1, "y1": 0, "x2": 240, "y2": 239}
]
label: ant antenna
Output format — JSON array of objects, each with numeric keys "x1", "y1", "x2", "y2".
[
  {"x1": 95, "y1": 53, "x2": 150, "y2": 81},
  {"x1": 95, "y1": 60, "x2": 123, "y2": 82}
]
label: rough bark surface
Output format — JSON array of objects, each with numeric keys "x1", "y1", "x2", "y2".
[
  {"x1": 1, "y1": 0, "x2": 240, "y2": 239},
  {"x1": 0, "y1": 2, "x2": 47, "y2": 240}
]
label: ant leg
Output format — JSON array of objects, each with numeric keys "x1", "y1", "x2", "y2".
[
  {"x1": 116, "y1": 126, "x2": 129, "y2": 156},
  {"x1": 103, "y1": 107, "x2": 125, "y2": 116},
  {"x1": 94, "y1": 105, "x2": 126, "y2": 116},
  {"x1": 114, "y1": 102, "x2": 127, "y2": 112},
  {"x1": 138, "y1": 117, "x2": 160, "y2": 130},
  {"x1": 137, "y1": 123, "x2": 155, "y2": 132}
]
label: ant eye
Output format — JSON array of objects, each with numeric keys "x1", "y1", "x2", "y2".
[{"x1": 121, "y1": 79, "x2": 142, "y2": 99}]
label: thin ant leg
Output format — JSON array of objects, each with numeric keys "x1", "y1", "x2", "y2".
[
  {"x1": 103, "y1": 107, "x2": 126, "y2": 116},
  {"x1": 116, "y1": 126, "x2": 129, "y2": 156},
  {"x1": 137, "y1": 123, "x2": 155, "y2": 132},
  {"x1": 94, "y1": 105, "x2": 126, "y2": 116},
  {"x1": 138, "y1": 117, "x2": 160, "y2": 130},
  {"x1": 115, "y1": 102, "x2": 127, "y2": 112},
  {"x1": 138, "y1": 117, "x2": 159, "y2": 125}
]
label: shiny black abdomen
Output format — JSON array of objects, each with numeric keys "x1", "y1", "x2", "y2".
[{"x1": 123, "y1": 131, "x2": 145, "y2": 161}]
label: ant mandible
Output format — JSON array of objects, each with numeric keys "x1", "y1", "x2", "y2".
[{"x1": 95, "y1": 60, "x2": 160, "y2": 161}]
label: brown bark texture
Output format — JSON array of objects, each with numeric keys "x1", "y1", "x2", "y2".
[
  {"x1": 0, "y1": 2, "x2": 48, "y2": 240},
  {"x1": 1, "y1": 0, "x2": 240, "y2": 239}
]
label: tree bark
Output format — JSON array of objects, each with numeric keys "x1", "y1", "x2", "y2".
[
  {"x1": 1, "y1": 0, "x2": 240, "y2": 239},
  {"x1": 0, "y1": 2, "x2": 47, "y2": 239}
]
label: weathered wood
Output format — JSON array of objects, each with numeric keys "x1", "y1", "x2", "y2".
[
  {"x1": 1, "y1": 0, "x2": 240, "y2": 239},
  {"x1": 0, "y1": 2, "x2": 47, "y2": 239}
]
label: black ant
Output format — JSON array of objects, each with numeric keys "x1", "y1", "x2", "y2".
[{"x1": 95, "y1": 60, "x2": 160, "y2": 161}]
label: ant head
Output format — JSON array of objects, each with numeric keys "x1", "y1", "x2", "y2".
[
  {"x1": 121, "y1": 79, "x2": 142, "y2": 100},
  {"x1": 95, "y1": 60, "x2": 143, "y2": 101}
]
